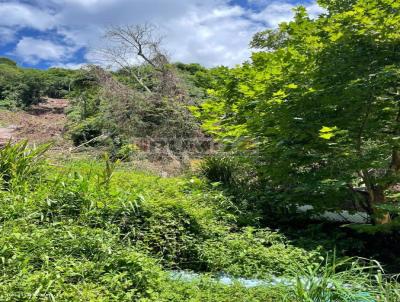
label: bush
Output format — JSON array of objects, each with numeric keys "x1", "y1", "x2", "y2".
[
  {"x1": 0, "y1": 141, "x2": 49, "y2": 192},
  {"x1": 0, "y1": 57, "x2": 17, "y2": 67},
  {"x1": 43, "y1": 68, "x2": 75, "y2": 98},
  {"x1": 89, "y1": 193, "x2": 213, "y2": 269},
  {"x1": 0, "y1": 62, "x2": 21, "y2": 108},
  {"x1": 200, "y1": 227, "x2": 320, "y2": 278},
  {"x1": 108, "y1": 135, "x2": 140, "y2": 161},
  {"x1": 286, "y1": 257, "x2": 400, "y2": 302},
  {"x1": 0, "y1": 97, "x2": 15, "y2": 109},
  {"x1": 1, "y1": 156, "x2": 399, "y2": 301},
  {"x1": 39, "y1": 173, "x2": 93, "y2": 221},
  {"x1": 115, "y1": 143, "x2": 139, "y2": 161},
  {"x1": 0, "y1": 69, "x2": 45, "y2": 108},
  {"x1": 0, "y1": 222, "x2": 167, "y2": 301},
  {"x1": 70, "y1": 117, "x2": 103, "y2": 146},
  {"x1": 200, "y1": 154, "x2": 239, "y2": 185},
  {"x1": 0, "y1": 62, "x2": 78, "y2": 109}
]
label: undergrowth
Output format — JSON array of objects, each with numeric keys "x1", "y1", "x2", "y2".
[{"x1": 0, "y1": 142, "x2": 399, "y2": 301}]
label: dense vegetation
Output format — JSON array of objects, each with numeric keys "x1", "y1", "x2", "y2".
[
  {"x1": 66, "y1": 63, "x2": 208, "y2": 157},
  {"x1": 1, "y1": 141, "x2": 400, "y2": 301},
  {"x1": 0, "y1": 60, "x2": 77, "y2": 109},
  {"x1": 196, "y1": 0, "x2": 400, "y2": 225},
  {"x1": 1, "y1": 0, "x2": 400, "y2": 300}
]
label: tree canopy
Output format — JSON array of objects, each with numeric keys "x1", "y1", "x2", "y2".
[{"x1": 196, "y1": 0, "x2": 400, "y2": 223}]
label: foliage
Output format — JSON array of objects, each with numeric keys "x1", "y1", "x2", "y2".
[
  {"x1": 196, "y1": 0, "x2": 400, "y2": 223},
  {"x1": 66, "y1": 64, "x2": 205, "y2": 158},
  {"x1": 0, "y1": 144, "x2": 399, "y2": 300},
  {"x1": 0, "y1": 60, "x2": 79, "y2": 108},
  {"x1": 200, "y1": 154, "x2": 239, "y2": 185},
  {"x1": 0, "y1": 222, "x2": 168, "y2": 301},
  {"x1": 1, "y1": 3, "x2": 400, "y2": 298},
  {"x1": 111, "y1": 143, "x2": 139, "y2": 161},
  {"x1": 0, "y1": 141, "x2": 49, "y2": 192},
  {"x1": 200, "y1": 227, "x2": 320, "y2": 278},
  {"x1": 0, "y1": 64, "x2": 45, "y2": 108},
  {"x1": 287, "y1": 257, "x2": 400, "y2": 302},
  {"x1": 12, "y1": 69, "x2": 46, "y2": 107},
  {"x1": 69, "y1": 116, "x2": 103, "y2": 146},
  {"x1": 42, "y1": 68, "x2": 76, "y2": 98},
  {"x1": 0, "y1": 57, "x2": 17, "y2": 66},
  {"x1": 0, "y1": 62, "x2": 22, "y2": 108}
]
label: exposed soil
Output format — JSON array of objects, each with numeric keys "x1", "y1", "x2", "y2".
[
  {"x1": 0, "y1": 98, "x2": 70, "y2": 148},
  {"x1": 0, "y1": 126, "x2": 14, "y2": 145}
]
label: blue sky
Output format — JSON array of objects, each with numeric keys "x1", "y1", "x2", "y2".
[{"x1": 0, "y1": 0, "x2": 323, "y2": 69}]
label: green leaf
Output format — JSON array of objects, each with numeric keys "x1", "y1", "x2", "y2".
[
  {"x1": 319, "y1": 133, "x2": 335, "y2": 140},
  {"x1": 319, "y1": 126, "x2": 338, "y2": 133}
]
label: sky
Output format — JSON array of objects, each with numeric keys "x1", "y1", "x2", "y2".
[{"x1": 0, "y1": 0, "x2": 324, "y2": 69}]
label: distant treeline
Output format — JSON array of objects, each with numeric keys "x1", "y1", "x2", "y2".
[{"x1": 0, "y1": 58, "x2": 78, "y2": 108}]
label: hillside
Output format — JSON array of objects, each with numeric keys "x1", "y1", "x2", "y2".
[
  {"x1": 0, "y1": 98, "x2": 69, "y2": 147},
  {"x1": 1, "y1": 0, "x2": 400, "y2": 300}
]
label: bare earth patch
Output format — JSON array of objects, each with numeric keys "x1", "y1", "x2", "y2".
[{"x1": 0, "y1": 98, "x2": 71, "y2": 148}]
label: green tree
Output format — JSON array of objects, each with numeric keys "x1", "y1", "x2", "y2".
[
  {"x1": 196, "y1": 0, "x2": 400, "y2": 224},
  {"x1": 43, "y1": 68, "x2": 76, "y2": 98},
  {"x1": 0, "y1": 61, "x2": 46, "y2": 108},
  {"x1": 0, "y1": 57, "x2": 17, "y2": 67}
]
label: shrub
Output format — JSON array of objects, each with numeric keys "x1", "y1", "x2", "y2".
[
  {"x1": 39, "y1": 173, "x2": 93, "y2": 221},
  {"x1": 91, "y1": 195, "x2": 210, "y2": 269},
  {"x1": 0, "y1": 57, "x2": 17, "y2": 67},
  {"x1": 0, "y1": 97, "x2": 15, "y2": 109},
  {"x1": 70, "y1": 117, "x2": 103, "y2": 146},
  {"x1": 43, "y1": 68, "x2": 76, "y2": 98},
  {"x1": 113, "y1": 143, "x2": 139, "y2": 161},
  {"x1": 285, "y1": 257, "x2": 400, "y2": 302},
  {"x1": 0, "y1": 141, "x2": 49, "y2": 192},
  {"x1": 0, "y1": 69, "x2": 46, "y2": 108},
  {"x1": 1, "y1": 155, "x2": 399, "y2": 301},
  {"x1": 200, "y1": 154, "x2": 239, "y2": 185},
  {"x1": 0, "y1": 222, "x2": 167, "y2": 301},
  {"x1": 200, "y1": 227, "x2": 320, "y2": 278}
]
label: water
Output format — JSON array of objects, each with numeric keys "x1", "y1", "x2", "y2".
[
  {"x1": 168, "y1": 270, "x2": 375, "y2": 301},
  {"x1": 168, "y1": 270, "x2": 291, "y2": 287}
]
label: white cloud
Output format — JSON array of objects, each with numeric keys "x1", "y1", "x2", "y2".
[
  {"x1": 162, "y1": 4, "x2": 261, "y2": 66},
  {"x1": 0, "y1": 27, "x2": 16, "y2": 45},
  {"x1": 2, "y1": 0, "x2": 324, "y2": 67},
  {"x1": 251, "y1": 2, "x2": 297, "y2": 27},
  {"x1": 251, "y1": 1, "x2": 325, "y2": 27},
  {"x1": 52, "y1": 0, "x2": 265, "y2": 67},
  {"x1": 0, "y1": 2, "x2": 56, "y2": 31},
  {"x1": 15, "y1": 37, "x2": 72, "y2": 64},
  {"x1": 306, "y1": 3, "x2": 327, "y2": 18},
  {"x1": 51, "y1": 62, "x2": 86, "y2": 69}
]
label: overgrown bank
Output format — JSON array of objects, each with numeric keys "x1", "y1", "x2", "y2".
[
  {"x1": 0, "y1": 142, "x2": 399, "y2": 301},
  {"x1": 1, "y1": 0, "x2": 400, "y2": 300}
]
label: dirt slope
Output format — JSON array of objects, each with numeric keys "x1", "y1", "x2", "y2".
[
  {"x1": 0, "y1": 126, "x2": 14, "y2": 145},
  {"x1": 0, "y1": 98, "x2": 70, "y2": 148}
]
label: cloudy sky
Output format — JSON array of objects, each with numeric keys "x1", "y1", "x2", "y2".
[{"x1": 0, "y1": 0, "x2": 324, "y2": 69}]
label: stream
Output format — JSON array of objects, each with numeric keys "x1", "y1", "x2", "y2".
[{"x1": 168, "y1": 270, "x2": 375, "y2": 301}]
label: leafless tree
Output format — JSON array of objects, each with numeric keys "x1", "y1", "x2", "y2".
[
  {"x1": 106, "y1": 24, "x2": 167, "y2": 70},
  {"x1": 87, "y1": 24, "x2": 203, "y2": 158},
  {"x1": 98, "y1": 23, "x2": 179, "y2": 94}
]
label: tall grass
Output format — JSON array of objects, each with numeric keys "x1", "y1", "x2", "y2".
[
  {"x1": 200, "y1": 154, "x2": 238, "y2": 185},
  {"x1": 286, "y1": 257, "x2": 381, "y2": 301},
  {"x1": 0, "y1": 140, "x2": 49, "y2": 192}
]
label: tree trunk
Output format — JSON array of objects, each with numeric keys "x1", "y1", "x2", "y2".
[{"x1": 368, "y1": 186, "x2": 391, "y2": 225}]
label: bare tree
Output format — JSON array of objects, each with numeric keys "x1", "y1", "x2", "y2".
[
  {"x1": 106, "y1": 24, "x2": 167, "y2": 70},
  {"x1": 87, "y1": 24, "x2": 202, "y2": 158},
  {"x1": 99, "y1": 23, "x2": 174, "y2": 94}
]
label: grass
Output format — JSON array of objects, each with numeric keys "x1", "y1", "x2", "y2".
[{"x1": 0, "y1": 142, "x2": 399, "y2": 301}]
